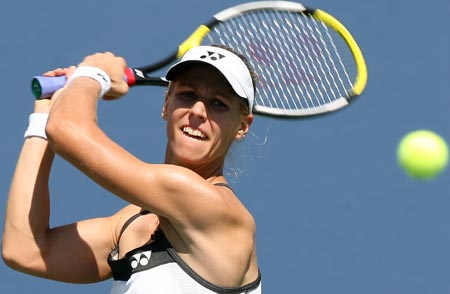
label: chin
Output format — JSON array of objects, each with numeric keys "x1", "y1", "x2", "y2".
[{"x1": 179, "y1": 154, "x2": 208, "y2": 166}]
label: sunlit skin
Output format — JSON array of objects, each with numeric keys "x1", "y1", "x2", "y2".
[
  {"x1": 163, "y1": 64, "x2": 254, "y2": 178},
  {"x1": 2, "y1": 52, "x2": 260, "y2": 289}
]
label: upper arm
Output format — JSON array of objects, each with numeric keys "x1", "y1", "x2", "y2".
[
  {"x1": 35, "y1": 205, "x2": 158, "y2": 284},
  {"x1": 56, "y1": 142, "x2": 236, "y2": 233},
  {"x1": 46, "y1": 100, "x2": 242, "y2": 233},
  {"x1": 6, "y1": 208, "x2": 128, "y2": 284},
  {"x1": 41, "y1": 215, "x2": 118, "y2": 283}
]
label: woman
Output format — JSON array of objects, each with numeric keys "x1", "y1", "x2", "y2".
[{"x1": 2, "y1": 45, "x2": 262, "y2": 293}]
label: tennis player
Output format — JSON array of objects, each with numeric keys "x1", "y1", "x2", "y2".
[{"x1": 2, "y1": 45, "x2": 262, "y2": 293}]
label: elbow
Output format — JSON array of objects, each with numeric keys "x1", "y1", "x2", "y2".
[
  {"x1": 2, "y1": 252, "x2": 22, "y2": 273},
  {"x1": 2, "y1": 234, "x2": 49, "y2": 275},
  {"x1": 2, "y1": 238, "x2": 27, "y2": 272},
  {"x1": 45, "y1": 115, "x2": 68, "y2": 151},
  {"x1": 2, "y1": 239, "x2": 13, "y2": 268},
  {"x1": 45, "y1": 115, "x2": 83, "y2": 155}
]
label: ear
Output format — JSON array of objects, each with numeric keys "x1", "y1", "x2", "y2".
[
  {"x1": 235, "y1": 114, "x2": 254, "y2": 140},
  {"x1": 162, "y1": 94, "x2": 169, "y2": 120}
]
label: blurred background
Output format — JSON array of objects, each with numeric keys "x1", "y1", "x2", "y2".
[{"x1": 1, "y1": 0, "x2": 450, "y2": 293}]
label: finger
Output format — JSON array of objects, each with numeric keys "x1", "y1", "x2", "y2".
[
  {"x1": 65, "y1": 66, "x2": 77, "y2": 80},
  {"x1": 42, "y1": 67, "x2": 74, "y2": 77},
  {"x1": 102, "y1": 82, "x2": 129, "y2": 101}
]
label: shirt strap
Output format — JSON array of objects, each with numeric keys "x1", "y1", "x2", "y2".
[{"x1": 117, "y1": 210, "x2": 150, "y2": 244}]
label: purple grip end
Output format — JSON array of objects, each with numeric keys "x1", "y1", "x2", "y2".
[{"x1": 33, "y1": 76, "x2": 66, "y2": 99}]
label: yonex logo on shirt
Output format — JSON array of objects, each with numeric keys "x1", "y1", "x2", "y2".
[{"x1": 130, "y1": 251, "x2": 151, "y2": 269}]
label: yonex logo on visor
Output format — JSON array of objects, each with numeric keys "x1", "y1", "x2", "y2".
[
  {"x1": 165, "y1": 46, "x2": 255, "y2": 112},
  {"x1": 200, "y1": 51, "x2": 225, "y2": 61}
]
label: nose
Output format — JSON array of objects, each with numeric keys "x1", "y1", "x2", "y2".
[{"x1": 189, "y1": 100, "x2": 207, "y2": 120}]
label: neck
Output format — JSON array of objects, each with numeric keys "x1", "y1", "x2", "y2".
[{"x1": 164, "y1": 146, "x2": 226, "y2": 180}]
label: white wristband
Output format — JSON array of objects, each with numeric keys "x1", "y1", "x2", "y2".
[
  {"x1": 67, "y1": 66, "x2": 111, "y2": 97},
  {"x1": 24, "y1": 113, "x2": 49, "y2": 140}
]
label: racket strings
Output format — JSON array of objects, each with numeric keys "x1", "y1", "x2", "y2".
[
  {"x1": 253, "y1": 11, "x2": 291, "y2": 108},
  {"x1": 318, "y1": 20, "x2": 354, "y2": 95},
  {"x1": 281, "y1": 13, "x2": 320, "y2": 109},
  {"x1": 296, "y1": 15, "x2": 336, "y2": 105},
  {"x1": 308, "y1": 17, "x2": 354, "y2": 100},
  {"x1": 204, "y1": 9, "x2": 356, "y2": 116}
]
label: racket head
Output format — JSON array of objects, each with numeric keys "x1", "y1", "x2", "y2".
[
  {"x1": 197, "y1": 1, "x2": 367, "y2": 118},
  {"x1": 30, "y1": 1, "x2": 367, "y2": 115}
]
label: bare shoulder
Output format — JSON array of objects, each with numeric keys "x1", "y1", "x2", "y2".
[
  {"x1": 213, "y1": 182, "x2": 256, "y2": 227},
  {"x1": 165, "y1": 183, "x2": 258, "y2": 287},
  {"x1": 112, "y1": 204, "x2": 160, "y2": 258}
]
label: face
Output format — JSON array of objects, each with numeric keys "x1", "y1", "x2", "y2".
[{"x1": 162, "y1": 64, "x2": 253, "y2": 172}]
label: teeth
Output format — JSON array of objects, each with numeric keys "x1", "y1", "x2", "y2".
[{"x1": 183, "y1": 127, "x2": 206, "y2": 139}]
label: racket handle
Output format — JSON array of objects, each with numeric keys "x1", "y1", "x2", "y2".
[
  {"x1": 31, "y1": 76, "x2": 66, "y2": 99},
  {"x1": 31, "y1": 68, "x2": 136, "y2": 99}
]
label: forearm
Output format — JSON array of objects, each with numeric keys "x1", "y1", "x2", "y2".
[
  {"x1": 46, "y1": 54, "x2": 128, "y2": 179},
  {"x1": 2, "y1": 115, "x2": 55, "y2": 270},
  {"x1": 46, "y1": 78, "x2": 104, "y2": 171},
  {"x1": 47, "y1": 55, "x2": 124, "y2": 141},
  {"x1": 48, "y1": 77, "x2": 100, "y2": 130}
]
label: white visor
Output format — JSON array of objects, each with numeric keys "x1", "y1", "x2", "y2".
[{"x1": 165, "y1": 46, "x2": 254, "y2": 112}]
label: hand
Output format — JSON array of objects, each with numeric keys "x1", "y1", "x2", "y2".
[
  {"x1": 78, "y1": 52, "x2": 129, "y2": 100},
  {"x1": 34, "y1": 67, "x2": 76, "y2": 113}
]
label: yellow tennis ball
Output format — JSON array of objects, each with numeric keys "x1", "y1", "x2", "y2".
[{"x1": 397, "y1": 130, "x2": 449, "y2": 180}]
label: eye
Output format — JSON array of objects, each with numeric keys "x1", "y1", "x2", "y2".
[
  {"x1": 177, "y1": 91, "x2": 196, "y2": 102},
  {"x1": 210, "y1": 98, "x2": 229, "y2": 111}
]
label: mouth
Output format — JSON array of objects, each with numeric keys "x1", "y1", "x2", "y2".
[{"x1": 182, "y1": 126, "x2": 207, "y2": 140}]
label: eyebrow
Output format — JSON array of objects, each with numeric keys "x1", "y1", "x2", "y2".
[{"x1": 175, "y1": 80, "x2": 238, "y2": 101}]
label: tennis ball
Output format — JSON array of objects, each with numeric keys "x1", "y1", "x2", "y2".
[{"x1": 397, "y1": 130, "x2": 449, "y2": 180}]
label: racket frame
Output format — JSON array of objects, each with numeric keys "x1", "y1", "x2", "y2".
[{"x1": 31, "y1": 1, "x2": 367, "y2": 118}]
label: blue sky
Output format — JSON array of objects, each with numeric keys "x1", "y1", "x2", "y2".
[{"x1": 1, "y1": 1, "x2": 450, "y2": 293}]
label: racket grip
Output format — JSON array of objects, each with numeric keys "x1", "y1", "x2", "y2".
[
  {"x1": 31, "y1": 68, "x2": 136, "y2": 99},
  {"x1": 31, "y1": 76, "x2": 66, "y2": 99}
]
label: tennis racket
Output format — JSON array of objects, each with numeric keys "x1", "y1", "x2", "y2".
[{"x1": 31, "y1": 1, "x2": 367, "y2": 118}]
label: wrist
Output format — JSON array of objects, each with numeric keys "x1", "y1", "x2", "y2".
[
  {"x1": 24, "y1": 113, "x2": 49, "y2": 140},
  {"x1": 67, "y1": 66, "x2": 111, "y2": 98},
  {"x1": 33, "y1": 99, "x2": 51, "y2": 113}
]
